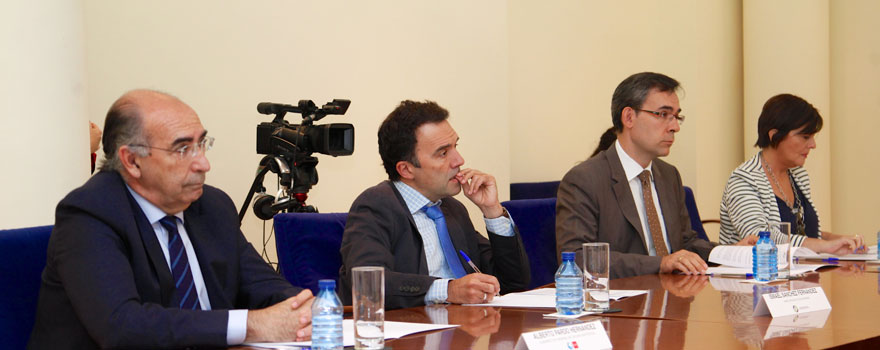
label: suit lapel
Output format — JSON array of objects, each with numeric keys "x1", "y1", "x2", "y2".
[
  {"x1": 388, "y1": 182, "x2": 430, "y2": 275},
  {"x1": 124, "y1": 189, "x2": 175, "y2": 306},
  {"x1": 184, "y1": 202, "x2": 231, "y2": 309},
  {"x1": 652, "y1": 163, "x2": 679, "y2": 250},
  {"x1": 606, "y1": 146, "x2": 648, "y2": 251}
]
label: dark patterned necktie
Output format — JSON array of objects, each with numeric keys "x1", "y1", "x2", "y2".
[
  {"x1": 158, "y1": 216, "x2": 201, "y2": 310},
  {"x1": 638, "y1": 171, "x2": 668, "y2": 256},
  {"x1": 422, "y1": 205, "x2": 467, "y2": 278}
]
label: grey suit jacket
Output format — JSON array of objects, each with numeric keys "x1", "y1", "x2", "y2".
[
  {"x1": 339, "y1": 181, "x2": 530, "y2": 309},
  {"x1": 555, "y1": 146, "x2": 715, "y2": 279}
]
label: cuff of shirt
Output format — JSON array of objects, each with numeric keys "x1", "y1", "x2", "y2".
[
  {"x1": 425, "y1": 278, "x2": 451, "y2": 304},
  {"x1": 484, "y1": 213, "x2": 514, "y2": 237},
  {"x1": 227, "y1": 309, "x2": 248, "y2": 345}
]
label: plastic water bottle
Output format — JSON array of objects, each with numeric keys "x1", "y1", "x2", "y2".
[
  {"x1": 876, "y1": 230, "x2": 879, "y2": 260},
  {"x1": 752, "y1": 231, "x2": 778, "y2": 282},
  {"x1": 311, "y1": 279, "x2": 343, "y2": 350},
  {"x1": 555, "y1": 251, "x2": 584, "y2": 315}
]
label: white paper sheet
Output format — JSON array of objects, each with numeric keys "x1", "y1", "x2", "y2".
[
  {"x1": 709, "y1": 244, "x2": 790, "y2": 268},
  {"x1": 244, "y1": 320, "x2": 458, "y2": 348},
  {"x1": 794, "y1": 246, "x2": 878, "y2": 261},
  {"x1": 463, "y1": 289, "x2": 647, "y2": 308}
]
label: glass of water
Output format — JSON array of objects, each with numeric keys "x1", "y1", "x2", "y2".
[
  {"x1": 769, "y1": 222, "x2": 791, "y2": 279},
  {"x1": 582, "y1": 243, "x2": 610, "y2": 312},
  {"x1": 352, "y1": 266, "x2": 384, "y2": 349}
]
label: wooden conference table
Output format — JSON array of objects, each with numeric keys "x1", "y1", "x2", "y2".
[{"x1": 241, "y1": 262, "x2": 880, "y2": 349}]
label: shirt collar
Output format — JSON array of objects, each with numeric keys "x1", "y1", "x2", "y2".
[
  {"x1": 615, "y1": 140, "x2": 653, "y2": 182},
  {"x1": 392, "y1": 181, "x2": 442, "y2": 215},
  {"x1": 125, "y1": 184, "x2": 184, "y2": 225}
]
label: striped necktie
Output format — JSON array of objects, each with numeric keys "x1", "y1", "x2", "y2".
[{"x1": 159, "y1": 216, "x2": 201, "y2": 310}]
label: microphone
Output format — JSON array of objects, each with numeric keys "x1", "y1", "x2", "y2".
[{"x1": 257, "y1": 102, "x2": 299, "y2": 115}]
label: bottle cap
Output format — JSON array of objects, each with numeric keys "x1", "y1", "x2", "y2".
[
  {"x1": 318, "y1": 279, "x2": 336, "y2": 289},
  {"x1": 561, "y1": 252, "x2": 575, "y2": 260},
  {"x1": 758, "y1": 231, "x2": 771, "y2": 238}
]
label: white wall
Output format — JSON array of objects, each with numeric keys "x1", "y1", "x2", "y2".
[
  {"x1": 508, "y1": 0, "x2": 743, "y2": 241},
  {"x1": 1, "y1": 0, "x2": 87, "y2": 228},
  {"x1": 81, "y1": 1, "x2": 511, "y2": 257},
  {"x1": 5, "y1": 0, "x2": 877, "y2": 248}
]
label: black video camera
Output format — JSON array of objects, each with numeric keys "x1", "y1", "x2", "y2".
[
  {"x1": 256, "y1": 99, "x2": 354, "y2": 157},
  {"x1": 239, "y1": 99, "x2": 354, "y2": 222}
]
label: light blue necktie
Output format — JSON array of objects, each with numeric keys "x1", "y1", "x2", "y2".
[
  {"x1": 159, "y1": 216, "x2": 201, "y2": 310},
  {"x1": 422, "y1": 205, "x2": 467, "y2": 278}
]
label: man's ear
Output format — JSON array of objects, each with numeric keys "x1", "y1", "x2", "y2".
[
  {"x1": 768, "y1": 129, "x2": 778, "y2": 142},
  {"x1": 621, "y1": 107, "x2": 637, "y2": 128},
  {"x1": 118, "y1": 145, "x2": 142, "y2": 179},
  {"x1": 395, "y1": 160, "x2": 415, "y2": 180}
]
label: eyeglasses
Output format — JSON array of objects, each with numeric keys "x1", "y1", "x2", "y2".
[
  {"x1": 636, "y1": 108, "x2": 685, "y2": 125},
  {"x1": 131, "y1": 136, "x2": 214, "y2": 160}
]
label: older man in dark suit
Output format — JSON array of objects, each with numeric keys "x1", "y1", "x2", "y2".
[
  {"x1": 29, "y1": 90, "x2": 313, "y2": 349},
  {"x1": 556, "y1": 72, "x2": 754, "y2": 279},
  {"x1": 339, "y1": 100, "x2": 530, "y2": 310}
]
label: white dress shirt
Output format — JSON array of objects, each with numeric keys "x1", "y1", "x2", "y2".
[{"x1": 615, "y1": 141, "x2": 670, "y2": 256}]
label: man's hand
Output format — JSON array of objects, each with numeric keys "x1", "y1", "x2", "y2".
[
  {"x1": 447, "y1": 273, "x2": 500, "y2": 304},
  {"x1": 659, "y1": 250, "x2": 707, "y2": 275},
  {"x1": 456, "y1": 169, "x2": 504, "y2": 218},
  {"x1": 734, "y1": 235, "x2": 759, "y2": 246},
  {"x1": 245, "y1": 289, "x2": 314, "y2": 343}
]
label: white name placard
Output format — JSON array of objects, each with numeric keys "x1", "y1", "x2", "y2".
[
  {"x1": 753, "y1": 286, "x2": 831, "y2": 317},
  {"x1": 517, "y1": 319, "x2": 611, "y2": 350}
]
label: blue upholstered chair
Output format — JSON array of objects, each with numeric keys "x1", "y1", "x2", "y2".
[
  {"x1": 501, "y1": 198, "x2": 558, "y2": 289},
  {"x1": 0, "y1": 225, "x2": 52, "y2": 350},
  {"x1": 510, "y1": 181, "x2": 561, "y2": 200},
  {"x1": 273, "y1": 213, "x2": 347, "y2": 294},
  {"x1": 683, "y1": 186, "x2": 716, "y2": 241}
]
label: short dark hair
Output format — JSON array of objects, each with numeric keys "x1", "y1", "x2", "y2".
[
  {"x1": 755, "y1": 93, "x2": 823, "y2": 148},
  {"x1": 610, "y1": 72, "x2": 681, "y2": 132},
  {"x1": 378, "y1": 100, "x2": 449, "y2": 180},
  {"x1": 99, "y1": 96, "x2": 148, "y2": 172}
]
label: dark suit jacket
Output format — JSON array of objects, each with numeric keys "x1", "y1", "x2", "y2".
[
  {"x1": 338, "y1": 181, "x2": 530, "y2": 309},
  {"x1": 555, "y1": 146, "x2": 715, "y2": 279},
  {"x1": 28, "y1": 171, "x2": 301, "y2": 350}
]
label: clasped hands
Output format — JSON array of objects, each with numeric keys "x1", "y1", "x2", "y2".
[{"x1": 244, "y1": 289, "x2": 314, "y2": 343}]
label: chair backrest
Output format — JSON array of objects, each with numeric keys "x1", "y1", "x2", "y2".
[
  {"x1": 683, "y1": 186, "x2": 710, "y2": 241},
  {"x1": 274, "y1": 213, "x2": 347, "y2": 294},
  {"x1": 501, "y1": 198, "x2": 558, "y2": 289},
  {"x1": 0, "y1": 225, "x2": 52, "y2": 350},
  {"x1": 510, "y1": 181, "x2": 561, "y2": 200}
]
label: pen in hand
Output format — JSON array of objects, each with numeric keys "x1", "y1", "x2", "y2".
[
  {"x1": 459, "y1": 249, "x2": 482, "y2": 274},
  {"x1": 459, "y1": 249, "x2": 500, "y2": 297}
]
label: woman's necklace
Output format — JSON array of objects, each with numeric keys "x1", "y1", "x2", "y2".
[
  {"x1": 761, "y1": 153, "x2": 793, "y2": 208},
  {"x1": 760, "y1": 152, "x2": 805, "y2": 235}
]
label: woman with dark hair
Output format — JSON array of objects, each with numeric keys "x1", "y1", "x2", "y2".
[{"x1": 719, "y1": 94, "x2": 863, "y2": 254}]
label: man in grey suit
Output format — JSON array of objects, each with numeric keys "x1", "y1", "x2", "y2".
[
  {"x1": 556, "y1": 72, "x2": 754, "y2": 279},
  {"x1": 339, "y1": 100, "x2": 529, "y2": 309}
]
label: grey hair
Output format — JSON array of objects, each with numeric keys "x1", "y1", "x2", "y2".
[{"x1": 98, "y1": 96, "x2": 149, "y2": 172}]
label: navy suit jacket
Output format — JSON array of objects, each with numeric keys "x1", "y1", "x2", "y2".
[
  {"x1": 28, "y1": 171, "x2": 301, "y2": 349},
  {"x1": 338, "y1": 181, "x2": 530, "y2": 309}
]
